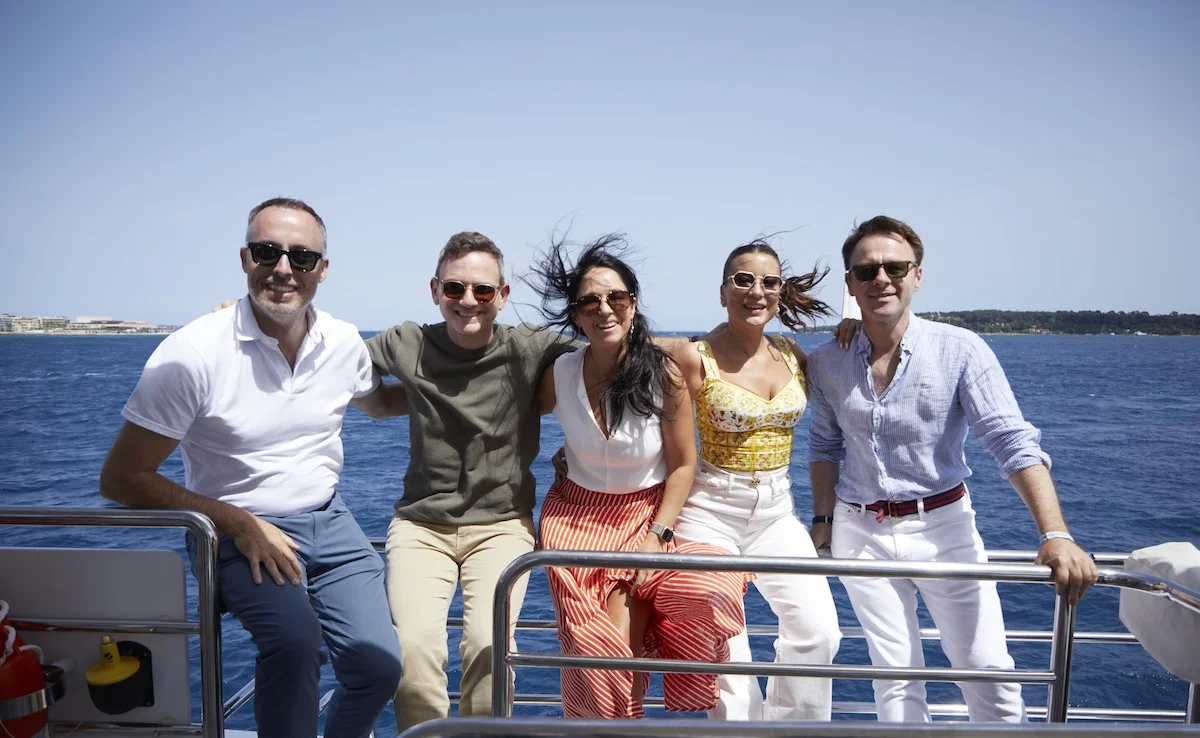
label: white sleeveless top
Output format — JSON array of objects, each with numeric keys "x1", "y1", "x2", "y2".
[{"x1": 552, "y1": 349, "x2": 666, "y2": 494}]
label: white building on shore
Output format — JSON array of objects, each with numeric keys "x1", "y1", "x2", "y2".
[{"x1": 0, "y1": 313, "x2": 172, "y2": 334}]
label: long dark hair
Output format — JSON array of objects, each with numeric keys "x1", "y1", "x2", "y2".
[
  {"x1": 527, "y1": 233, "x2": 676, "y2": 428},
  {"x1": 723, "y1": 239, "x2": 832, "y2": 331}
]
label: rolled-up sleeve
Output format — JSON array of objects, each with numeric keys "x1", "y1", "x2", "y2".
[
  {"x1": 959, "y1": 337, "x2": 1051, "y2": 477},
  {"x1": 807, "y1": 363, "x2": 846, "y2": 463}
]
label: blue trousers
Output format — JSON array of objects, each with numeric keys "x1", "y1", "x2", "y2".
[{"x1": 204, "y1": 493, "x2": 402, "y2": 738}]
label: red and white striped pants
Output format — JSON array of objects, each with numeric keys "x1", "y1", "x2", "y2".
[{"x1": 540, "y1": 478, "x2": 751, "y2": 718}]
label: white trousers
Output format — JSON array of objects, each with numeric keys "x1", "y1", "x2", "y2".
[
  {"x1": 674, "y1": 460, "x2": 842, "y2": 721},
  {"x1": 833, "y1": 491, "x2": 1025, "y2": 722}
]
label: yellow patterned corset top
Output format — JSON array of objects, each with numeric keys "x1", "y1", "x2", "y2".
[{"x1": 694, "y1": 338, "x2": 807, "y2": 472}]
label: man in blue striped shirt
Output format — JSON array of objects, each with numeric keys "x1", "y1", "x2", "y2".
[{"x1": 807, "y1": 215, "x2": 1097, "y2": 723}]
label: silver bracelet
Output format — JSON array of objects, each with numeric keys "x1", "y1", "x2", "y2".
[{"x1": 1039, "y1": 530, "x2": 1075, "y2": 544}]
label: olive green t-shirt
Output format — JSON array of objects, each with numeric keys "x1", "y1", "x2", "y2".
[{"x1": 366, "y1": 322, "x2": 577, "y2": 525}]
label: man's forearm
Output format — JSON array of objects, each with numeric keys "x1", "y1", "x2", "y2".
[
  {"x1": 101, "y1": 468, "x2": 249, "y2": 535},
  {"x1": 1009, "y1": 464, "x2": 1070, "y2": 534},
  {"x1": 809, "y1": 460, "x2": 840, "y2": 516},
  {"x1": 1010, "y1": 462, "x2": 1098, "y2": 604},
  {"x1": 351, "y1": 382, "x2": 408, "y2": 418}
]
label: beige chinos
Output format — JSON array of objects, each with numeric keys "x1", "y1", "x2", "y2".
[{"x1": 386, "y1": 516, "x2": 535, "y2": 731}]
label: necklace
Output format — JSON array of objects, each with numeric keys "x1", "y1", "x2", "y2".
[{"x1": 583, "y1": 350, "x2": 612, "y2": 436}]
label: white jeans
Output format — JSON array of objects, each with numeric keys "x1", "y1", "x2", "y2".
[
  {"x1": 674, "y1": 460, "x2": 842, "y2": 721},
  {"x1": 833, "y1": 491, "x2": 1025, "y2": 722}
]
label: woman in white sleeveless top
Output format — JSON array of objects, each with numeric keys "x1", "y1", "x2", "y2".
[{"x1": 529, "y1": 235, "x2": 752, "y2": 719}]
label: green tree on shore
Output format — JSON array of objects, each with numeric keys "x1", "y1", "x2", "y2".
[{"x1": 917, "y1": 310, "x2": 1200, "y2": 335}]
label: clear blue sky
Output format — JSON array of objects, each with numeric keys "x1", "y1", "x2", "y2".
[{"x1": 2, "y1": 1, "x2": 1197, "y2": 330}]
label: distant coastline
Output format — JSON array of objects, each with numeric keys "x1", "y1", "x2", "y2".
[
  {"x1": 1, "y1": 312, "x2": 178, "y2": 336},
  {"x1": 0, "y1": 330, "x2": 174, "y2": 337},
  {"x1": 913, "y1": 310, "x2": 1200, "y2": 336},
  {"x1": 6, "y1": 309, "x2": 1199, "y2": 337},
  {"x1": 663, "y1": 310, "x2": 1200, "y2": 337}
]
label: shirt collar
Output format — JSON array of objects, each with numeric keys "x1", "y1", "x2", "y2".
[
  {"x1": 899, "y1": 313, "x2": 922, "y2": 355},
  {"x1": 233, "y1": 296, "x2": 323, "y2": 345},
  {"x1": 853, "y1": 311, "x2": 921, "y2": 358},
  {"x1": 852, "y1": 326, "x2": 872, "y2": 358}
]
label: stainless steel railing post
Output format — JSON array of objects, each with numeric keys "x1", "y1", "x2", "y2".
[
  {"x1": 1187, "y1": 682, "x2": 1199, "y2": 724},
  {"x1": 0, "y1": 507, "x2": 224, "y2": 738},
  {"x1": 490, "y1": 558, "x2": 519, "y2": 717},
  {"x1": 1046, "y1": 593, "x2": 1077, "y2": 723},
  {"x1": 190, "y1": 512, "x2": 224, "y2": 738}
]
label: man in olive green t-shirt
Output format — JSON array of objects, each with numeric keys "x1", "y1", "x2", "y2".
[{"x1": 365, "y1": 232, "x2": 575, "y2": 731}]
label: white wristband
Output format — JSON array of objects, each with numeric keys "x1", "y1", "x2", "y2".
[{"x1": 1039, "y1": 530, "x2": 1075, "y2": 545}]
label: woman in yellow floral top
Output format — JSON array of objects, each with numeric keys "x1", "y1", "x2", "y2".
[{"x1": 671, "y1": 240, "x2": 843, "y2": 722}]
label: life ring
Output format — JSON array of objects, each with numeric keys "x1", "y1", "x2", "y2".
[
  {"x1": 0, "y1": 600, "x2": 49, "y2": 738},
  {"x1": 0, "y1": 601, "x2": 19, "y2": 649}
]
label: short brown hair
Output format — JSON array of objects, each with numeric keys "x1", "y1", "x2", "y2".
[
  {"x1": 841, "y1": 215, "x2": 923, "y2": 269},
  {"x1": 246, "y1": 197, "x2": 327, "y2": 250},
  {"x1": 436, "y1": 232, "x2": 506, "y2": 284}
]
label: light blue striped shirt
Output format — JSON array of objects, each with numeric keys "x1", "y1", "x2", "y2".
[{"x1": 806, "y1": 315, "x2": 1050, "y2": 504}]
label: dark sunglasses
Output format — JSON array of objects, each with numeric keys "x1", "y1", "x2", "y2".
[
  {"x1": 726, "y1": 271, "x2": 783, "y2": 293},
  {"x1": 246, "y1": 242, "x2": 325, "y2": 273},
  {"x1": 849, "y1": 261, "x2": 917, "y2": 282},
  {"x1": 570, "y1": 290, "x2": 635, "y2": 316},
  {"x1": 437, "y1": 279, "x2": 498, "y2": 302}
]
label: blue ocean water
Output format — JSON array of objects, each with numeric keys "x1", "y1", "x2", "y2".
[{"x1": 1, "y1": 332, "x2": 1198, "y2": 734}]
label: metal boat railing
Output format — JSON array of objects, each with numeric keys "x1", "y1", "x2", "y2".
[
  {"x1": 399, "y1": 717, "x2": 1200, "y2": 738},
  {"x1": 3, "y1": 509, "x2": 1198, "y2": 736},
  {"x1": 0, "y1": 506, "x2": 222, "y2": 738},
  {"x1": 490, "y1": 549, "x2": 1200, "y2": 726},
  {"x1": 408, "y1": 549, "x2": 1182, "y2": 720}
]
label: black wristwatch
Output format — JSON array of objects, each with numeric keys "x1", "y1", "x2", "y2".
[
  {"x1": 812, "y1": 515, "x2": 834, "y2": 525},
  {"x1": 650, "y1": 522, "x2": 675, "y2": 542}
]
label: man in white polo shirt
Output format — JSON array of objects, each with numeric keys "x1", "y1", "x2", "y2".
[{"x1": 100, "y1": 198, "x2": 404, "y2": 738}]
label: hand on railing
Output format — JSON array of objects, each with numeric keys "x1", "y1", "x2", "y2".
[{"x1": 1038, "y1": 538, "x2": 1099, "y2": 605}]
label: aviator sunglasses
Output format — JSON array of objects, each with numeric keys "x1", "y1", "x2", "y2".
[
  {"x1": 246, "y1": 242, "x2": 325, "y2": 273},
  {"x1": 437, "y1": 278, "x2": 499, "y2": 302},
  {"x1": 849, "y1": 261, "x2": 918, "y2": 282},
  {"x1": 726, "y1": 271, "x2": 783, "y2": 293},
  {"x1": 570, "y1": 290, "x2": 635, "y2": 316}
]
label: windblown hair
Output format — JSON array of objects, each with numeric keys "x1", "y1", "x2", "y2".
[
  {"x1": 437, "y1": 232, "x2": 506, "y2": 284},
  {"x1": 528, "y1": 233, "x2": 677, "y2": 428},
  {"x1": 246, "y1": 197, "x2": 327, "y2": 250},
  {"x1": 723, "y1": 239, "x2": 832, "y2": 331},
  {"x1": 841, "y1": 215, "x2": 924, "y2": 269}
]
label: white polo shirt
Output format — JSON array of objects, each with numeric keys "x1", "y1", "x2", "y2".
[
  {"x1": 122, "y1": 297, "x2": 379, "y2": 517},
  {"x1": 552, "y1": 349, "x2": 666, "y2": 494}
]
